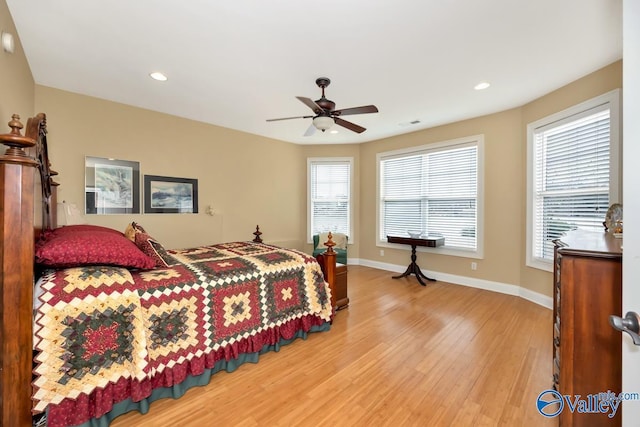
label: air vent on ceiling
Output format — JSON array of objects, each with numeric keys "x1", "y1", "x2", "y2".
[{"x1": 399, "y1": 120, "x2": 421, "y2": 127}]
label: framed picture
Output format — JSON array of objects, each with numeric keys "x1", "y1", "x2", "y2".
[
  {"x1": 144, "y1": 175, "x2": 198, "y2": 214},
  {"x1": 85, "y1": 156, "x2": 140, "y2": 214}
]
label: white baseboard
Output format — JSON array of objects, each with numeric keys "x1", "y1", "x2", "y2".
[
  {"x1": 518, "y1": 287, "x2": 553, "y2": 309},
  {"x1": 351, "y1": 258, "x2": 552, "y2": 310}
]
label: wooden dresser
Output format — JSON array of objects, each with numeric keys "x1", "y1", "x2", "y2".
[{"x1": 553, "y1": 230, "x2": 622, "y2": 426}]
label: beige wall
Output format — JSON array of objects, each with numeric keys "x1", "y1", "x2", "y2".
[
  {"x1": 0, "y1": 0, "x2": 34, "y2": 124},
  {"x1": 35, "y1": 86, "x2": 306, "y2": 250},
  {"x1": 356, "y1": 108, "x2": 524, "y2": 286}
]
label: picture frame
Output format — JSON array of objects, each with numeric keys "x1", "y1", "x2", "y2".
[
  {"x1": 144, "y1": 175, "x2": 199, "y2": 214},
  {"x1": 85, "y1": 156, "x2": 140, "y2": 214}
]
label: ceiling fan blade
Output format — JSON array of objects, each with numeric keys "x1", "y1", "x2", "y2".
[
  {"x1": 296, "y1": 96, "x2": 324, "y2": 114},
  {"x1": 266, "y1": 115, "x2": 313, "y2": 122},
  {"x1": 303, "y1": 123, "x2": 316, "y2": 137},
  {"x1": 333, "y1": 105, "x2": 378, "y2": 116},
  {"x1": 335, "y1": 117, "x2": 366, "y2": 134}
]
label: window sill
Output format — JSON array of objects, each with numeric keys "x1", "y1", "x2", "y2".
[
  {"x1": 378, "y1": 241, "x2": 483, "y2": 260},
  {"x1": 526, "y1": 258, "x2": 553, "y2": 273}
]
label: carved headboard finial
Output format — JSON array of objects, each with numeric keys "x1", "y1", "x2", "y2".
[
  {"x1": 8, "y1": 114, "x2": 23, "y2": 134},
  {"x1": 0, "y1": 113, "x2": 36, "y2": 157},
  {"x1": 253, "y1": 225, "x2": 263, "y2": 243}
]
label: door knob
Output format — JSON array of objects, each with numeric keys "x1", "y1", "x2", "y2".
[{"x1": 609, "y1": 311, "x2": 640, "y2": 345}]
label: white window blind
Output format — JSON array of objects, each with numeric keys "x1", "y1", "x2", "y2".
[
  {"x1": 531, "y1": 106, "x2": 612, "y2": 262},
  {"x1": 379, "y1": 142, "x2": 478, "y2": 250},
  {"x1": 309, "y1": 159, "x2": 351, "y2": 237}
]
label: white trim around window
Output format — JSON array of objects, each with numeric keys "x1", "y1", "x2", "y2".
[
  {"x1": 307, "y1": 157, "x2": 354, "y2": 244},
  {"x1": 376, "y1": 135, "x2": 485, "y2": 259},
  {"x1": 526, "y1": 89, "x2": 621, "y2": 272}
]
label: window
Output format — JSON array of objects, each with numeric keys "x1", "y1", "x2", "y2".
[
  {"x1": 377, "y1": 136, "x2": 483, "y2": 256},
  {"x1": 527, "y1": 90, "x2": 621, "y2": 271},
  {"x1": 308, "y1": 158, "x2": 352, "y2": 241}
]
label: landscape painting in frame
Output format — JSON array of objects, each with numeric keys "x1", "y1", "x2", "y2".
[
  {"x1": 144, "y1": 175, "x2": 198, "y2": 214},
  {"x1": 85, "y1": 156, "x2": 140, "y2": 214}
]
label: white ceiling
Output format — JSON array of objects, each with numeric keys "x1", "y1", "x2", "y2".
[{"x1": 6, "y1": 0, "x2": 622, "y2": 145}]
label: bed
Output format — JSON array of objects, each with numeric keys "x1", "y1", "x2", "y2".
[{"x1": 0, "y1": 113, "x2": 339, "y2": 427}]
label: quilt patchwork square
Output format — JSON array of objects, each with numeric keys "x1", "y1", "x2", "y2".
[
  {"x1": 57, "y1": 304, "x2": 137, "y2": 385},
  {"x1": 33, "y1": 290, "x2": 147, "y2": 411},
  {"x1": 140, "y1": 283, "x2": 210, "y2": 374},
  {"x1": 261, "y1": 267, "x2": 308, "y2": 322},
  {"x1": 207, "y1": 278, "x2": 262, "y2": 349},
  {"x1": 246, "y1": 249, "x2": 306, "y2": 274}
]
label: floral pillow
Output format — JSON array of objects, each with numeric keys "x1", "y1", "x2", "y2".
[
  {"x1": 35, "y1": 227, "x2": 156, "y2": 269},
  {"x1": 125, "y1": 222, "x2": 176, "y2": 268},
  {"x1": 134, "y1": 231, "x2": 177, "y2": 268}
]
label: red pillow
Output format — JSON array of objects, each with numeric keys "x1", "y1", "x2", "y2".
[
  {"x1": 41, "y1": 224, "x2": 123, "y2": 240},
  {"x1": 35, "y1": 228, "x2": 156, "y2": 269}
]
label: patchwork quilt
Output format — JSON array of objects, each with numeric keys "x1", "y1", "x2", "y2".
[{"x1": 33, "y1": 242, "x2": 333, "y2": 426}]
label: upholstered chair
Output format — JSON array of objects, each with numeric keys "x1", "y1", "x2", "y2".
[{"x1": 313, "y1": 232, "x2": 348, "y2": 265}]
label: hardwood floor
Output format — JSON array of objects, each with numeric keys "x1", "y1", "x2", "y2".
[{"x1": 112, "y1": 266, "x2": 556, "y2": 426}]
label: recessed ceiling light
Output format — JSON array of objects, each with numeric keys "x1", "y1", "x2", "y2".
[
  {"x1": 330, "y1": 129, "x2": 339, "y2": 134},
  {"x1": 149, "y1": 72, "x2": 168, "y2": 82},
  {"x1": 474, "y1": 81, "x2": 490, "y2": 90}
]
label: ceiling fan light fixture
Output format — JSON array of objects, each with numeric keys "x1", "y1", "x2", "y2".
[
  {"x1": 312, "y1": 115, "x2": 334, "y2": 131},
  {"x1": 266, "y1": 77, "x2": 378, "y2": 135}
]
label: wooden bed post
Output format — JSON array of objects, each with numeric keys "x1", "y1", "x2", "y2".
[
  {"x1": 316, "y1": 232, "x2": 337, "y2": 310},
  {"x1": 252, "y1": 225, "x2": 263, "y2": 243},
  {"x1": 0, "y1": 114, "x2": 39, "y2": 427}
]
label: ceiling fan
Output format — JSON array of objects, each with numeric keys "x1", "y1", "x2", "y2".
[{"x1": 266, "y1": 77, "x2": 379, "y2": 136}]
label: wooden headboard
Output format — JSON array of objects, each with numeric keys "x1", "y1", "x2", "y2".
[
  {"x1": 27, "y1": 113, "x2": 58, "y2": 234},
  {"x1": 0, "y1": 113, "x2": 50, "y2": 426}
]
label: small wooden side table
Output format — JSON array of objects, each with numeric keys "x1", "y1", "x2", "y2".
[
  {"x1": 387, "y1": 235, "x2": 444, "y2": 286},
  {"x1": 335, "y1": 263, "x2": 349, "y2": 310}
]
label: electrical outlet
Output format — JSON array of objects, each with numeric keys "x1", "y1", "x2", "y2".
[
  {"x1": 471, "y1": 262, "x2": 477, "y2": 271},
  {"x1": 380, "y1": 249, "x2": 384, "y2": 256}
]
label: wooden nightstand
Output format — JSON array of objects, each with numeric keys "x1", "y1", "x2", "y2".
[{"x1": 335, "y1": 263, "x2": 349, "y2": 310}]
